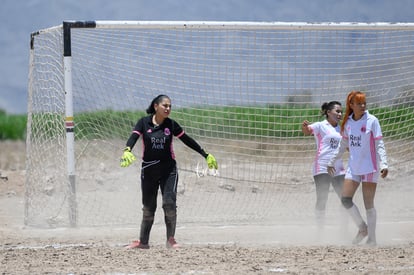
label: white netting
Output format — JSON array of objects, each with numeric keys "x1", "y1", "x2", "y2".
[{"x1": 26, "y1": 22, "x2": 414, "y2": 227}]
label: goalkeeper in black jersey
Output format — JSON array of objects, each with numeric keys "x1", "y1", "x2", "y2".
[{"x1": 121, "y1": 94, "x2": 218, "y2": 249}]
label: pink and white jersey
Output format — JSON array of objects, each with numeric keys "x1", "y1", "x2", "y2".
[
  {"x1": 309, "y1": 120, "x2": 345, "y2": 176},
  {"x1": 342, "y1": 110, "x2": 383, "y2": 175}
]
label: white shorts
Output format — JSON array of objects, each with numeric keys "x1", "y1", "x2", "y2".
[{"x1": 345, "y1": 167, "x2": 379, "y2": 183}]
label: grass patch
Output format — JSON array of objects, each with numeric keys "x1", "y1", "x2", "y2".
[
  {"x1": 0, "y1": 110, "x2": 27, "y2": 140},
  {"x1": 2, "y1": 106, "x2": 413, "y2": 140}
]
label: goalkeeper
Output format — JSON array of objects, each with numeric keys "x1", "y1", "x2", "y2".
[{"x1": 121, "y1": 94, "x2": 218, "y2": 249}]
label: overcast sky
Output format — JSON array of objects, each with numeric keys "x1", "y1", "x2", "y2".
[{"x1": 1, "y1": 0, "x2": 414, "y2": 114}]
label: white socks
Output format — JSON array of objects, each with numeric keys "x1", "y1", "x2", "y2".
[
  {"x1": 366, "y1": 208, "x2": 377, "y2": 243},
  {"x1": 347, "y1": 204, "x2": 366, "y2": 230}
]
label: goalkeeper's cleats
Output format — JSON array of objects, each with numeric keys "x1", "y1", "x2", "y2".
[
  {"x1": 166, "y1": 237, "x2": 179, "y2": 249},
  {"x1": 125, "y1": 240, "x2": 149, "y2": 249},
  {"x1": 206, "y1": 153, "x2": 218, "y2": 170},
  {"x1": 120, "y1": 147, "x2": 136, "y2": 167}
]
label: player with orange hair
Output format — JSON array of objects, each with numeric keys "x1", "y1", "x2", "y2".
[{"x1": 328, "y1": 91, "x2": 388, "y2": 246}]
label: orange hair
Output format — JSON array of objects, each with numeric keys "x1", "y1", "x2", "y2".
[{"x1": 341, "y1": 91, "x2": 366, "y2": 134}]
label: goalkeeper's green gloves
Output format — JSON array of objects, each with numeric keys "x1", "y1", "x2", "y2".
[
  {"x1": 206, "y1": 153, "x2": 218, "y2": 170},
  {"x1": 120, "y1": 146, "x2": 136, "y2": 167}
]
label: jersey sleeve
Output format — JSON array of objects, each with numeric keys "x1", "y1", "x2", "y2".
[
  {"x1": 371, "y1": 117, "x2": 383, "y2": 140},
  {"x1": 171, "y1": 119, "x2": 184, "y2": 137},
  {"x1": 126, "y1": 117, "x2": 144, "y2": 149},
  {"x1": 309, "y1": 121, "x2": 320, "y2": 135},
  {"x1": 171, "y1": 119, "x2": 207, "y2": 158},
  {"x1": 376, "y1": 139, "x2": 388, "y2": 170},
  {"x1": 371, "y1": 116, "x2": 387, "y2": 169}
]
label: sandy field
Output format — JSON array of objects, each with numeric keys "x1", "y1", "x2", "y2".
[{"x1": 1, "y1": 140, "x2": 414, "y2": 274}]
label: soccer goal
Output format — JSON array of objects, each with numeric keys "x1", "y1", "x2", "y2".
[{"x1": 26, "y1": 21, "x2": 414, "y2": 228}]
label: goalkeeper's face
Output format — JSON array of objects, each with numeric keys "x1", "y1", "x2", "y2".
[{"x1": 155, "y1": 98, "x2": 172, "y2": 118}]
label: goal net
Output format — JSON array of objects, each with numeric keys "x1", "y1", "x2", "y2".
[{"x1": 26, "y1": 21, "x2": 414, "y2": 228}]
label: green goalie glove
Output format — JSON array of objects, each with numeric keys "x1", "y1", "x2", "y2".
[
  {"x1": 120, "y1": 146, "x2": 136, "y2": 167},
  {"x1": 206, "y1": 153, "x2": 218, "y2": 170}
]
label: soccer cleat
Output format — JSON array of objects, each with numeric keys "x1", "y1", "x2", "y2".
[
  {"x1": 125, "y1": 240, "x2": 149, "y2": 249},
  {"x1": 352, "y1": 228, "x2": 368, "y2": 244},
  {"x1": 166, "y1": 236, "x2": 179, "y2": 249}
]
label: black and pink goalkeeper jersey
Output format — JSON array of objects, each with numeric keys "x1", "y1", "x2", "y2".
[
  {"x1": 127, "y1": 116, "x2": 182, "y2": 162},
  {"x1": 126, "y1": 115, "x2": 207, "y2": 162}
]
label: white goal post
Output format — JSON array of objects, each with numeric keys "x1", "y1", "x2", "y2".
[{"x1": 26, "y1": 21, "x2": 414, "y2": 228}]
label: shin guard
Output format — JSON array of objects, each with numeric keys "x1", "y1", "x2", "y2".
[
  {"x1": 139, "y1": 208, "x2": 155, "y2": 245},
  {"x1": 163, "y1": 204, "x2": 177, "y2": 239},
  {"x1": 347, "y1": 204, "x2": 366, "y2": 230}
]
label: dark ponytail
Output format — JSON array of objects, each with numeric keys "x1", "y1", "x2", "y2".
[
  {"x1": 320, "y1": 101, "x2": 341, "y2": 118},
  {"x1": 146, "y1": 94, "x2": 170, "y2": 114}
]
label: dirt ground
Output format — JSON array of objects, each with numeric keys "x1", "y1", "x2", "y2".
[{"x1": 1, "y1": 140, "x2": 414, "y2": 274}]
